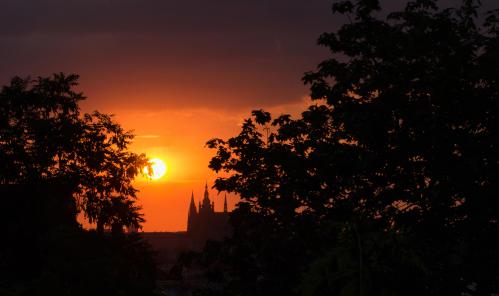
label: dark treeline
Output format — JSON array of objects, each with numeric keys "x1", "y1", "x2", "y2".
[
  {"x1": 189, "y1": 0, "x2": 499, "y2": 295},
  {"x1": 0, "y1": 74, "x2": 157, "y2": 295}
]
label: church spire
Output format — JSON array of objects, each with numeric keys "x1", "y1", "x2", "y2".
[
  {"x1": 189, "y1": 191, "x2": 197, "y2": 214},
  {"x1": 224, "y1": 193, "x2": 228, "y2": 213},
  {"x1": 187, "y1": 190, "x2": 197, "y2": 233},
  {"x1": 201, "y1": 181, "x2": 213, "y2": 213}
]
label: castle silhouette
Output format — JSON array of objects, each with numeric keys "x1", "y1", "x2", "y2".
[
  {"x1": 140, "y1": 182, "x2": 231, "y2": 276},
  {"x1": 186, "y1": 182, "x2": 230, "y2": 240}
]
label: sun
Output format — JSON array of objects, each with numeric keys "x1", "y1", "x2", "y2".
[{"x1": 144, "y1": 158, "x2": 167, "y2": 180}]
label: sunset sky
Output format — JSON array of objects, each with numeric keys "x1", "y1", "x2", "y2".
[{"x1": 0, "y1": 0, "x2": 490, "y2": 231}]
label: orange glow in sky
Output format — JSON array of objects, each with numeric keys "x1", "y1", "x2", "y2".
[
  {"x1": 116, "y1": 107, "x2": 243, "y2": 232},
  {"x1": 0, "y1": 0, "x2": 335, "y2": 232},
  {"x1": 103, "y1": 99, "x2": 312, "y2": 232},
  {"x1": 144, "y1": 158, "x2": 167, "y2": 180}
]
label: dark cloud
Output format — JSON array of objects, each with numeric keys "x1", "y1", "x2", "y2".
[
  {"x1": 0, "y1": 0, "x2": 340, "y2": 110},
  {"x1": 0, "y1": 0, "x2": 332, "y2": 35},
  {"x1": 0, "y1": 0, "x2": 496, "y2": 111}
]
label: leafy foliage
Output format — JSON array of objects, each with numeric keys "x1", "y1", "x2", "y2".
[
  {"x1": 0, "y1": 73, "x2": 148, "y2": 231},
  {"x1": 206, "y1": 0, "x2": 499, "y2": 295},
  {"x1": 0, "y1": 74, "x2": 157, "y2": 295}
]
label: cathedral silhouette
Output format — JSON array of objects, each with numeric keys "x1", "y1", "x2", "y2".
[
  {"x1": 141, "y1": 183, "x2": 231, "y2": 269},
  {"x1": 186, "y1": 182, "x2": 230, "y2": 241}
]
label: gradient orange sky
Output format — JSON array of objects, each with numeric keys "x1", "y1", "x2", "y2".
[{"x1": 1, "y1": 0, "x2": 479, "y2": 231}]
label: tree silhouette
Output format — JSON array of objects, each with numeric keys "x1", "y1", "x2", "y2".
[
  {"x1": 0, "y1": 73, "x2": 156, "y2": 295},
  {"x1": 0, "y1": 73, "x2": 148, "y2": 232},
  {"x1": 207, "y1": 0, "x2": 499, "y2": 295}
]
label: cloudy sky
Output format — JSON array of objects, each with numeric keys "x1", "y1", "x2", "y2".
[
  {"x1": 0, "y1": 0, "x2": 338, "y2": 110},
  {"x1": 1, "y1": 0, "x2": 495, "y2": 231}
]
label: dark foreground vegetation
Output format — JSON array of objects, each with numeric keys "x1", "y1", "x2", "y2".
[
  {"x1": 0, "y1": 75, "x2": 157, "y2": 295},
  {"x1": 195, "y1": 0, "x2": 499, "y2": 295},
  {"x1": 1, "y1": 0, "x2": 498, "y2": 295}
]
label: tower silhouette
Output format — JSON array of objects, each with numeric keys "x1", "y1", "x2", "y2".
[
  {"x1": 187, "y1": 191, "x2": 197, "y2": 233},
  {"x1": 186, "y1": 183, "x2": 230, "y2": 241}
]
